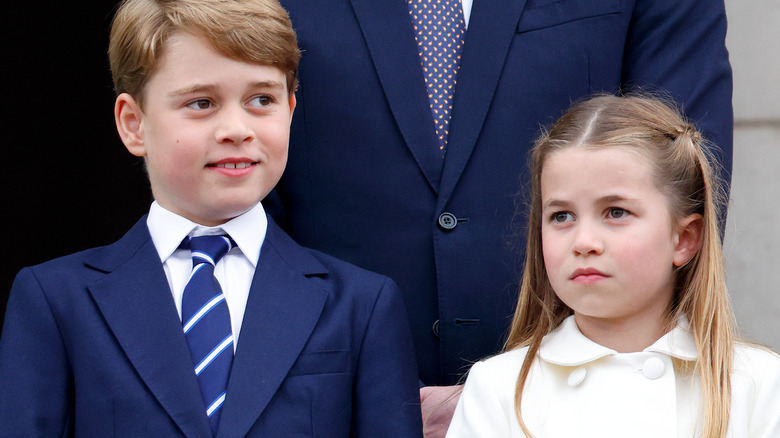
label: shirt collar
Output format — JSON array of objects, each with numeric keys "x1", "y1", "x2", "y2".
[
  {"x1": 147, "y1": 201, "x2": 267, "y2": 267},
  {"x1": 539, "y1": 315, "x2": 698, "y2": 366}
]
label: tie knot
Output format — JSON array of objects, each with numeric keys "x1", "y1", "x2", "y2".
[{"x1": 185, "y1": 235, "x2": 235, "y2": 267}]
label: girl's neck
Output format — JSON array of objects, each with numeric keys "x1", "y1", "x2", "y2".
[{"x1": 573, "y1": 313, "x2": 671, "y2": 353}]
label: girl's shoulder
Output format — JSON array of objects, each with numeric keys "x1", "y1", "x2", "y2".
[
  {"x1": 730, "y1": 343, "x2": 780, "y2": 430},
  {"x1": 733, "y1": 342, "x2": 780, "y2": 375},
  {"x1": 480, "y1": 345, "x2": 532, "y2": 366},
  {"x1": 467, "y1": 346, "x2": 533, "y2": 382}
]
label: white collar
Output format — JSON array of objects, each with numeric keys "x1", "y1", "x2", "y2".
[
  {"x1": 147, "y1": 201, "x2": 267, "y2": 267},
  {"x1": 539, "y1": 315, "x2": 698, "y2": 366}
]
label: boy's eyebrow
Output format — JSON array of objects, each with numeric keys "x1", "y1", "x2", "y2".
[
  {"x1": 248, "y1": 80, "x2": 286, "y2": 90},
  {"x1": 168, "y1": 81, "x2": 286, "y2": 98},
  {"x1": 168, "y1": 83, "x2": 217, "y2": 98}
]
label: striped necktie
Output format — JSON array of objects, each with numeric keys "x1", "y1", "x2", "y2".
[
  {"x1": 181, "y1": 234, "x2": 235, "y2": 435},
  {"x1": 408, "y1": 0, "x2": 466, "y2": 155}
]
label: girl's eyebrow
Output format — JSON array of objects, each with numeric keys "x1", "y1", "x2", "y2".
[
  {"x1": 542, "y1": 199, "x2": 572, "y2": 210},
  {"x1": 599, "y1": 194, "x2": 633, "y2": 204},
  {"x1": 543, "y1": 194, "x2": 636, "y2": 210}
]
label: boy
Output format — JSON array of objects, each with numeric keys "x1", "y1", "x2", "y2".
[{"x1": 0, "y1": 0, "x2": 422, "y2": 436}]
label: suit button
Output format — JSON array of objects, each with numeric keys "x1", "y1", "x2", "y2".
[
  {"x1": 438, "y1": 212, "x2": 457, "y2": 230},
  {"x1": 568, "y1": 367, "x2": 586, "y2": 387},
  {"x1": 642, "y1": 357, "x2": 665, "y2": 380},
  {"x1": 432, "y1": 320, "x2": 440, "y2": 338}
]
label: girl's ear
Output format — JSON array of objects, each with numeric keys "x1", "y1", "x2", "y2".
[
  {"x1": 114, "y1": 93, "x2": 147, "y2": 157},
  {"x1": 673, "y1": 213, "x2": 704, "y2": 267}
]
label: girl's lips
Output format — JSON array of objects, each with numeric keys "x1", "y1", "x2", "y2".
[{"x1": 570, "y1": 268, "x2": 608, "y2": 284}]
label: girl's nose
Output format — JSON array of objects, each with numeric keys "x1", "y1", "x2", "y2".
[{"x1": 572, "y1": 220, "x2": 604, "y2": 256}]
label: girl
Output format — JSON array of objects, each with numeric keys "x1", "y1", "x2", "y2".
[{"x1": 446, "y1": 95, "x2": 780, "y2": 437}]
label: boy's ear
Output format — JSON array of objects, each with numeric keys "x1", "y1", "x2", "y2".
[
  {"x1": 673, "y1": 213, "x2": 704, "y2": 267},
  {"x1": 115, "y1": 93, "x2": 147, "y2": 157},
  {"x1": 287, "y1": 93, "x2": 297, "y2": 121}
]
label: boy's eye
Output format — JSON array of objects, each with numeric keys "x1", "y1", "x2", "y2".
[
  {"x1": 249, "y1": 95, "x2": 273, "y2": 107},
  {"x1": 186, "y1": 99, "x2": 213, "y2": 110},
  {"x1": 551, "y1": 211, "x2": 574, "y2": 223},
  {"x1": 607, "y1": 208, "x2": 628, "y2": 219}
]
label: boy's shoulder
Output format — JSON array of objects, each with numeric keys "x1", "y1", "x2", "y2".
[
  {"x1": 16, "y1": 216, "x2": 153, "y2": 288},
  {"x1": 264, "y1": 218, "x2": 396, "y2": 291}
]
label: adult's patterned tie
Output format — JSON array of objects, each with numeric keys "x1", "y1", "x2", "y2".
[
  {"x1": 408, "y1": 0, "x2": 466, "y2": 155},
  {"x1": 181, "y1": 235, "x2": 235, "y2": 435}
]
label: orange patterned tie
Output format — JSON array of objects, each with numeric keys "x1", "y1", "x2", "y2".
[{"x1": 408, "y1": 0, "x2": 466, "y2": 156}]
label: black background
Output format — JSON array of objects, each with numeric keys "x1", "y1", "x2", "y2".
[{"x1": 1, "y1": 2, "x2": 151, "y2": 329}]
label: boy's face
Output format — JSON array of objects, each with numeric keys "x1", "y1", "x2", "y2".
[{"x1": 115, "y1": 32, "x2": 295, "y2": 226}]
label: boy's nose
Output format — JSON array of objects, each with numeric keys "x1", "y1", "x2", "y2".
[
  {"x1": 572, "y1": 221, "x2": 604, "y2": 256},
  {"x1": 215, "y1": 109, "x2": 255, "y2": 145}
]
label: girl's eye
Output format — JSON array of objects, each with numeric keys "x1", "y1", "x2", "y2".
[
  {"x1": 186, "y1": 99, "x2": 213, "y2": 110},
  {"x1": 552, "y1": 212, "x2": 574, "y2": 223},
  {"x1": 249, "y1": 95, "x2": 273, "y2": 107},
  {"x1": 607, "y1": 208, "x2": 628, "y2": 219}
]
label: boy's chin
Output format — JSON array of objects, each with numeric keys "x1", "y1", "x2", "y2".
[{"x1": 188, "y1": 203, "x2": 259, "y2": 226}]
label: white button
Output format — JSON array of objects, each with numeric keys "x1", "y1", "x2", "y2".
[
  {"x1": 642, "y1": 357, "x2": 665, "y2": 380},
  {"x1": 568, "y1": 367, "x2": 587, "y2": 387}
]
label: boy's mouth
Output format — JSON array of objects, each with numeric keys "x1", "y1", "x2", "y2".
[{"x1": 212, "y1": 162, "x2": 255, "y2": 169}]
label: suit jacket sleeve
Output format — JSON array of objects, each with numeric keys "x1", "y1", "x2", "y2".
[
  {"x1": 623, "y1": 0, "x2": 733, "y2": 184},
  {"x1": 352, "y1": 277, "x2": 423, "y2": 437},
  {"x1": 0, "y1": 268, "x2": 73, "y2": 437}
]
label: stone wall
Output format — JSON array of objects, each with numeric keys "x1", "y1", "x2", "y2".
[{"x1": 723, "y1": 0, "x2": 780, "y2": 349}]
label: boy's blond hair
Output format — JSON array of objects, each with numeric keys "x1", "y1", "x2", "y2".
[
  {"x1": 109, "y1": 0, "x2": 300, "y2": 108},
  {"x1": 506, "y1": 94, "x2": 735, "y2": 438}
]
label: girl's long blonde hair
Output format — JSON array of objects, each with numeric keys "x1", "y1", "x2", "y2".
[{"x1": 506, "y1": 94, "x2": 734, "y2": 437}]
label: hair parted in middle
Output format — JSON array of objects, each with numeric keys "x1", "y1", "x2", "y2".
[
  {"x1": 109, "y1": 0, "x2": 300, "y2": 109},
  {"x1": 505, "y1": 94, "x2": 735, "y2": 438}
]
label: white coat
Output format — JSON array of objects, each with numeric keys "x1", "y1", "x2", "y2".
[{"x1": 447, "y1": 316, "x2": 780, "y2": 437}]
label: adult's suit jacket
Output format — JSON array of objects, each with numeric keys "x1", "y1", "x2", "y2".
[
  {"x1": 269, "y1": 0, "x2": 733, "y2": 385},
  {"x1": 0, "y1": 216, "x2": 422, "y2": 437}
]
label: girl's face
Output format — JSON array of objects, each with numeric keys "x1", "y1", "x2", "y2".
[{"x1": 540, "y1": 146, "x2": 694, "y2": 347}]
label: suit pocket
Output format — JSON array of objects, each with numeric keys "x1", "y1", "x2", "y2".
[
  {"x1": 517, "y1": 0, "x2": 621, "y2": 33},
  {"x1": 287, "y1": 350, "x2": 351, "y2": 376}
]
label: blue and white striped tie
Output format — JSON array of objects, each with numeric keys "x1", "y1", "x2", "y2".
[{"x1": 181, "y1": 235, "x2": 235, "y2": 435}]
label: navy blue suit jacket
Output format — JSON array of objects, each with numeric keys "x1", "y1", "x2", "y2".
[
  {"x1": 268, "y1": 0, "x2": 733, "y2": 385},
  {"x1": 0, "y1": 216, "x2": 422, "y2": 437}
]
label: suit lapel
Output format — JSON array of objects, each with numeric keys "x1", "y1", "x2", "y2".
[
  {"x1": 86, "y1": 218, "x2": 212, "y2": 438},
  {"x1": 217, "y1": 220, "x2": 328, "y2": 438},
  {"x1": 349, "y1": 0, "x2": 443, "y2": 193},
  {"x1": 437, "y1": 0, "x2": 528, "y2": 208}
]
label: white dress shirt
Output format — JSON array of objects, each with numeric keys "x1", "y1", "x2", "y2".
[
  {"x1": 447, "y1": 315, "x2": 780, "y2": 437},
  {"x1": 147, "y1": 201, "x2": 267, "y2": 350},
  {"x1": 461, "y1": 0, "x2": 472, "y2": 28}
]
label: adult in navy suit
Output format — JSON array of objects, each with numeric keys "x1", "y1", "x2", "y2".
[
  {"x1": 0, "y1": 0, "x2": 422, "y2": 436},
  {"x1": 270, "y1": 0, "x2": 733, "y2": 389}
]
